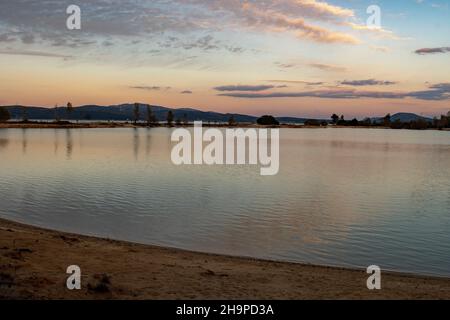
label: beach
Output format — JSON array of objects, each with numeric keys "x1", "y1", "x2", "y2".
[{"x1": 1, "y1": 218, "x2": 449, "y2": 300}]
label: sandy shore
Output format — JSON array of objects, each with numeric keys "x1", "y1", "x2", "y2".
[{"x1": 1, "y1": 218, "x2": 449, "y2": 300}]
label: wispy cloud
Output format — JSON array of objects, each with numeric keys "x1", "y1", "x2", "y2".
[
  {"x1": 415, "y1": 47, "x2": 450, "y2": 55},
  {"x1": 346, "y1": 23, "x2": 401, "y2": 40},
  {"x1": 340, "y1": 79, "x2": 397, "y2": 86},
  {"x1": 0, "y1": 49, "x2": 73, "y2": 59},
  {"x1": 130, "y1": 86, "x2": 171, "y2": 91},
  {"x1": 309, "y1": 63, "x2": 347, "y2": 72},
  {"x1": 218, "y1": 83, "x2": 450, "y2": 101},
  {"x1": 238, "y1": 2, "x2": 359, "y2": 44},
  {"x1": 266, "y1": 79, "x2": 325, "y2": 86},
  {"x1": 214, "y1": 85, "x2": 275, "y2": 92},
  {"x1": 0, "y1": 0, "x2": 360, "y2": 50}
]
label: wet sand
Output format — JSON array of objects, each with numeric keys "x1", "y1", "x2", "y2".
[{"x1": 1, "y1": 218, "x2": 449, "y2": 300}]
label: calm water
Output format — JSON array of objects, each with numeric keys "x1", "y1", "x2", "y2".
[{"x1": 1, "y1": 127, "x2": 450, "y2": 276}]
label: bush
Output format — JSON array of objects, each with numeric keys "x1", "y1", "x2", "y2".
[
  {"x1": 0, "y1": 107, "x2": 10, "y2": 122},
  {"x1": 257, "y1": 115, "x2": 279, "y2": 126}
]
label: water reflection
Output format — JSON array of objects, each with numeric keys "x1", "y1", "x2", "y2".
[
  {"x1": 66, "y1": 129, "x2": 73, "y2": 159},
  {"x1": 0, "y1": 131, "x2": 8, "y2": 150},
  {"x1": 145, "y1": 128, "x2": 152, "y2": 158},
  {"x1": 133, "y1": 128, "x2": 139, "y2": 161},
  {"x1": 21, "y1": 128, "x2": 27, "y2": 154},
  {"x1": 54, "y1": 129, "x2": 59, "y2": 155}
]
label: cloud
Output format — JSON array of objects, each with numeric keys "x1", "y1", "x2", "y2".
[
  {"x1": 0, "y1": 34, "x2": 16, "y2": 43},
  {"x1": 346, "y1": 23, "x2": 400, "y2": 40},
  {"x1": 200, "y1": 0, "x2": 354, "y2": 19},
  {"x1": 266, "y1": 79, "x2": 325, "y2": 85},
  {"x1": 0, "y1": 0, "x2": 360, "y2": 50},
  {"x1": 214, "y1": 85, "x2": 275, "y2": 92},
  {"x1": 181, "y1": 90, "x2": 193, "y2": 94},
  {"x1": 309, "y1": 63, "x2": 347, "y2": 72},
  {"x1": 0, "y1": 50, "x2": 73, "y2": 59},
  {"x1": 218, "y1": 83, "x2": 450, "y2": 101},
  {"x1": 414, "y1": 47, "x2": 450, "y2": 55},
  {"x1": 181, "y1": 35, "x2": 219, "y2": 51},
  {"x1": 239, "y1": 3, "x2": 359, "y2": 44},
  {"x1": 102, "y1": 40, "x2": 114, "y2": 47},
  {"x1": 370, "y1": 45, "x2": 390, "y2": 53},
  {"x1": 130, "y1": 86, "x2": 171, "y2": 91},
  {"x1": 274, "y1": 62, "x2": 297, "y2": 69},
  {"x1": 407, "y1": 83, "x2": 450, "y2": 100},
  {"x1": 157, "y1": 34, "x2": 244, "y2": 55},
  {"x1": 225, "y1": 46, "x2": 245, "y2": 53},
  {"x1": 0, "y1": 32, "x2": 36, "y2": 44},
  {"x1": 340, "y1": 79, "x2": 397, "y2": 86}
]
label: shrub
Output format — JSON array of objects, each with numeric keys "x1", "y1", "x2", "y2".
[{"x1": 257, "y1": 115, "x2": 279, "y2": 126}]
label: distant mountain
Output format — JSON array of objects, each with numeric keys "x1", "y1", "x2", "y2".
[
  {"x1": 4, "y1": 105, "x2": 432, "y2": 125},
  {"x1": 372, "y1": 112, "x2": 433, "y2": 123},
  {"x1": 2, "y1": 104, "x2": 308, "y2": 124},
  {"x1": 277, "y1": 117, "x2": 309, "y2": 124}
]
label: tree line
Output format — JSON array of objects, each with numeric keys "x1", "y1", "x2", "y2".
[
  {"x1": 1, "y1": 105, "x2": 449, "y2": 130},
  {"x1": 325, "y1": 113, "x2": 450, "y2": 130}
]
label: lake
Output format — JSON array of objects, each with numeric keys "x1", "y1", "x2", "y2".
[{"x1": 1, "y1": 127, "x2": 449, "y2": 276}]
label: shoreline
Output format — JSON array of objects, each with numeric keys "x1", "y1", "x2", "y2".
[
  {"x1": 1, "y1": 122, "x2": 449, "y2": 131},
  {"x1": 1, "y1": 217, "x2": 449, "y2": 299}
]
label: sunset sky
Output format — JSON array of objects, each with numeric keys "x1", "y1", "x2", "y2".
[{"x1": 0, "y1": 0, "x2": 449, "y2": 118}]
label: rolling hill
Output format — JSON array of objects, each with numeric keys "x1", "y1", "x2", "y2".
[{"x1": 2, "y1": 104, "x2": 308, "y2": 124}]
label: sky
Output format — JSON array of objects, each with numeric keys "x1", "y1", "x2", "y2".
[{"x1": 0, "y1": 0, "x2": 449, "y2": 118}]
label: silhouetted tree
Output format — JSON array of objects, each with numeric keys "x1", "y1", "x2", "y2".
[
  {"x1": 383, "y1": 113, "x2": 391, "y2": 127},
  {"x1": 22, "y1": 106, "x2": 29, "y2": 122},
  {"x1": 361, "y1": 118, "x2": 372, "y2": 126},
  {"x1": 337, "y1": 115, "x2": 346, "y2": 126},
  {"x1": 410, "y1": 119, "x2": 428, "y2": 130},
  {"x1": 54, "y1": 104, "x2": 60, "y2": 122},
  {"x1": 67, "y1": 102, "x2": 73, "y2": 120},
  {"x1": 134, "y1": 103, "x2": 140, "y2": 124},
  {"x1": 390, "y1": 119, "x2": 403, "y2": 129},
  {"x1": 304, "y1": 119, "x2": 320, "y2": 126},
  {"x1": 440, "y1": 115, "x2": 449, "y2": 128},
  {"x1": 167, "y1": 110, "x2": 174, "y2": 126},
  {"x1": 331, "y1": 114, "x2": 339, "y2": 124},
  {"x1": 146, "y1": 104, "x2": 157, "y2": 126},
  {"x1": 0, "y1": 107, "x2": 10, "y2": 122},
  {"x1": 228, "y1": 115, "x2": 236, "y2": 126},
  {"x1": 257, "y1": 115, "x2": 280, "y2": 125}
]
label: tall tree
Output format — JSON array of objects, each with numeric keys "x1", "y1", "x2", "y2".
[
  {"x1": 331, "y1": 114, "x2": 339, "y2": 124},
  {"x1": 383, "y1": 113, "x2": 391, "y2": 127},
  {"x1": 54, "y1": 104, "x2": 60, "y2": 122},
  {"x1": 167, "y1": 110, "x2": 174, "y2": 126},
  {"x1": 228, "y1": 115, "x2": 236, "y2": 126},
  {"x1": 0, "y1": 107, "x2": 10, "y2": 122},
  {"x1": 67, "y1": 102, "x2": 73, "y2": 121},
  {"x1": 146, "y1": 104, "x2": 157, "y2": 126},
  {"x1": 133, "y1": 103, "x2": 140, "y2": 124},
  {"x1": 22, "y1": 106, "x2": 29, "y2": 122}
]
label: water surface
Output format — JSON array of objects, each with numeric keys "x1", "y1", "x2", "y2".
[{"x1": 1, "y1": 127, "x2": 449, "y2": 276}]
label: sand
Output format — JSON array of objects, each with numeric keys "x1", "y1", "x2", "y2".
[{"x1": 1, "y1": 218, "x2": 449, "y2": 300}]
